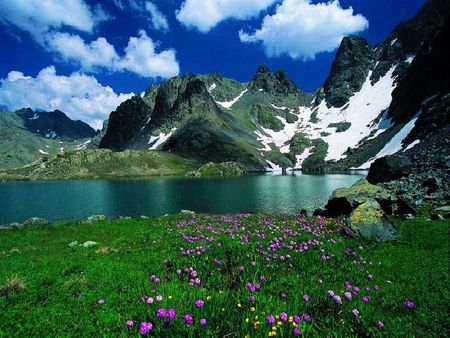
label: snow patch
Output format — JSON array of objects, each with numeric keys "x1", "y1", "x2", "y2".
[
  {"x1": 405, "y1": 55, "x2": 415, "y2": 64},
  {"x1": 355, "y1": 113, "x2": 420, "y2": 169},
  {"x1": 208, "y1": 83, "x2": 216, "y2": 92},
  {"x1": 45, "y1": 130, "x2": 57, "y2": 139},
  {"x1": 38, "y1": 149, "x2": 49, "y2": 155},
  {"x1": 29, "y1": 113, "x2": 39, "y2": 120},
  {"x1": 216, "y1": 89, "x2": 248, "y2": 109},
  {"x1": 295, "y1": 147, "x2": 312, "y2": 169},
  {"x1": 148, "y1": 128, "x2": 177, "y2": 150},
  {"x1": 390, "y1": 38, "x2": 398, "y2": 46},
  {"x1": 404, "y1": 140, "x2": 420, "y2": 152},
  {"x1": 265, "y1": 160, "x2": 282, "y2": 172}
]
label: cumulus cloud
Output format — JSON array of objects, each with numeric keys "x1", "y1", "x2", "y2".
[
  {"x1": 0, "y1": 0, "x2": 108, "y2": 42},
  {"x1": 176, "y1": 0, "x2": 277, "y2": 33},
  {"x1": 145, "y1": 1, "x2": 169, "y2": 32},
  {"x1": 46, "y1": 30, "x2": 180, "y2": 78},
  {"x1": 239, "y1": 0, "x2": 369, "y2": 60},
  {"x1": 0, "y1": 66, "x2": 133, "y2": 129}
]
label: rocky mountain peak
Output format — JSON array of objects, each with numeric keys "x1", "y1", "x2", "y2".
[
  {"x1": 250, "y1": 65, "x2": 299, "y2": 95},
  {"x1": 99, "y1": 95, "x2": 152, "y2": 151},
  {"x1": 323, "y1": 36, "x2": 374, "y2": 108}
]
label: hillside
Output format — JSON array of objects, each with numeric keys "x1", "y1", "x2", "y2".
[{"x1": 0, "y1": 149, "x2": 199, "y2": 181}]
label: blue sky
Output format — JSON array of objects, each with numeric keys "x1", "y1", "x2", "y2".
[{"x1": 0, "y1": 0, "x2": 426, "y2": 128}]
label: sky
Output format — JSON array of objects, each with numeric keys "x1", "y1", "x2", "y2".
[{"x1": 0, "y1": 0, "x2": 427, "y2": 129}]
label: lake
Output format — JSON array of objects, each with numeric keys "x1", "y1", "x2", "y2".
[{"x1": 0, "y1": 172, "x2": 367, "y2": 224}]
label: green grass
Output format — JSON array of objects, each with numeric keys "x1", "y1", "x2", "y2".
[{"x1": 0, "y1": 214, "x2": 448, "y2": 337}]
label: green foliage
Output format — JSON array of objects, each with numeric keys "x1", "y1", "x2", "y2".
[
  {"x1": 288, "y1": 133, "x2": 311, "y2": 162},
  {"x1": 302, "y1": 139, "x2": 329, "y2": 173},
  {"x1": 265, "y1": 150, "x2": 293, "y2": 170}
]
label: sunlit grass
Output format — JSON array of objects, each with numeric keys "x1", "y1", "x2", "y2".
[{"x1": 0, "y1": 214, "x2": 448, "y2": 337}]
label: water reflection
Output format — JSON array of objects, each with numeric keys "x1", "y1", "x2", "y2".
[{"x1": 0, "y1": 172, "x2": 367, "y2": 224}]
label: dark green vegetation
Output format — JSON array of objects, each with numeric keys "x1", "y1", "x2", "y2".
[
  {"x1": 186, "y1": 162, "x2": 245, "y2": 177},
  {"x1": 301, "y1": 139, "x2": 329, "y2": 173},
  {"x1": 0, "y1": 213, "x2": 448, "y2": 337},
  {"x1": 0, "y1": 149, "x2": 199, "y2": 181}
]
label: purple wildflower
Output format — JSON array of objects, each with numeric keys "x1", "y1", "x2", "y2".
[
  {"x1": 126, "y1": 320, "x2": 134, "y2": 327},
  {"x1": 362, "y1": 295, "x2": 371, "y2": 303},
  {"x1": 303, "y1": 294, "x2": 310, "y2": 302},
  {"x1": 352, "y1": 308, "x2": 359, "y2": 317},
  {"x1": 156, "y1": 308, "x2": 167, "y2": 318},
  {"x1": 303, "y1": 314, "x2": 311, "y2": 322},
  {"x1": 279, "y1": 312, "x2": 288, "y2": 321},
  {"x1": 139, "y1": 322, "x2": 153, "y2": 335},
  {"x1": 344, "y1": 291, "x2": 352, "y2": 301},
  {"x1": 293, "y1": 327, "x2": 301, "y2": 335},
  {"x1": 267, "y1": 315, "x2": 276, "y2": 324},
  {"x1": 183, "y1": 313, "x2": 194, "y2": 325},
  {"x1": 376, "y1": 321, "x2": 384, "y2": 328},
  {"x1": 199, "y1": 318, "x2": 207, "y2": 326},
  {"x1": 195, "y1": 299, "x2": 204, "y2": 308},
  {"x1": 404, "y1": 299, "x2": 415, "y2": 310},
  {"x1": 167, "y1": 308, "x2": 176, "y2": 320}
]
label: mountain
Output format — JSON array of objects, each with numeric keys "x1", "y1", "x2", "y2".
[
  {"x1": 98, "y1": 0, "x2": 449, "y2": 174},
  {"x1": 3, "y1": 0, "x2": 448, "y2": 178},
  {"x1": 0, "y1": 109, "x2": 97, "y2": 169}
]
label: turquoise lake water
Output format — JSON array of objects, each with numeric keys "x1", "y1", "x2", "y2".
[{"x1": 0, "y1": 172, "x2": 366, "y2": 224}]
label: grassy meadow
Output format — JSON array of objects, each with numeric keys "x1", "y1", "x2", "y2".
[{"x1": 0, "y1": 213, "x2": 448, "y2": 337}]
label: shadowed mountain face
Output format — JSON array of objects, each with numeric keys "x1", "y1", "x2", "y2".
[{"x1": 15, "y1": 108, "x2": 96, "y2": 140}]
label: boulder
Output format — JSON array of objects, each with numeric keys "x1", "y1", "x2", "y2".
[
  {"x1": 367, "y1": 155, "x2": 412, "y2": 184},
  {"x1": 0, "y1": 222, "x2": 22, "y2": 230},
  {"x1": 322, "y1": 179, "x2": 394, "y2": 217},
  {"x1": 83, "y1": 215, "x2": 107, "y2": 224},
  {"x1": 345, "y1": 199, "x2": 399, "y2": 241},
  {"x1": 81, "y1": 241, "x2": 97, "y2": 248},
  {"x1": 23, "y1": 217, "x2": 49, "y2": 226}
]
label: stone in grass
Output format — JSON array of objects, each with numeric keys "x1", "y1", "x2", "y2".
[
  {"x1": 0, "y1": 222, "x2": 22, "y2": 230},
  {"x1": 83, "y1": 215, "x2": 107, "y2": 224},
  {"x1": 68, "y1": 241, "x2": 79, "y2": 247},
  {"x1": 345, "y1": 199, "x2": 398, "y2": 241},
  {"x1": 322, "y1": 179, "x2": 394, "y2": 217},
  {"x1": 23, "y1": 217, "x2": 49, "y2": 226},
  {"x1": 81, "y1": 241, "x2": 97, "y2": 248}
]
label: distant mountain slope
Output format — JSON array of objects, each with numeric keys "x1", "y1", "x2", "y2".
[{"x1": 0, "y1": 109, "x2": 96, "y2": 170}]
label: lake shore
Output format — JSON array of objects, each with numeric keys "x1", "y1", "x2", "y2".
[{"x1": 1, "y1": 212, "x2": 448, "y2": 337}]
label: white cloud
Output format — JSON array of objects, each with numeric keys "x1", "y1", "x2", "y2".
[
  {"x1": 0, "y1": 0, "x2": 108, "y2": 42},
  {"x1": 176, "y1": 0, "x2": 278, "y2": 33},
  {"x1": 145, "y1": 1, "x2": 169, "y2": 32},
  {"x1": 45, "y1": 30, "x2": 180, "y2": 78},
  {"x1": 0, "y1": 66, "x2": 133, "y2": 129},
  {"x1": 113, "y1": 0, "x2": 126, "y2": 10},
  {"x1": 239, "y1": 0, "x2": 369, "y2": 60}
]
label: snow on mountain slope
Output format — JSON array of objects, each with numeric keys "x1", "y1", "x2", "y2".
[
  {"x1": 253, "y1": 67, "x2": 397, "y2": 164},
  {"x1": 216, "y1": 89, "x2": 248, "y2": 109},
  {"x1": 355, "y1": 113, "x2": 420, "y2": 169},
  {"x1": 148, "y1": 128, "x2": 177, "y2": 150}
]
